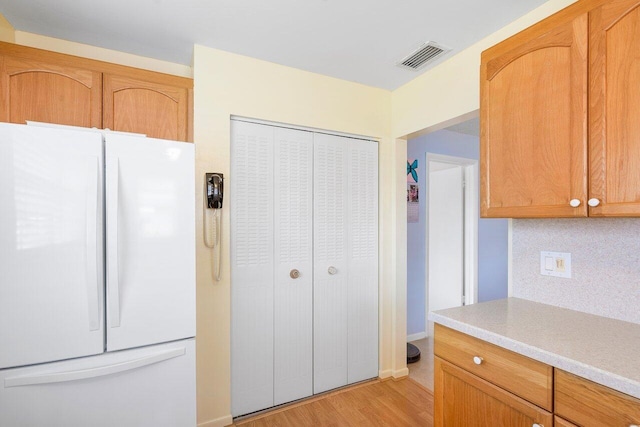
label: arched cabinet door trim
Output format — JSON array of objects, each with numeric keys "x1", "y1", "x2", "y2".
[
  {"x1": 0, "y1": 56, "x2": 102, "y2": 128},
  {"x1": 103, "y1": 74, "x2": 190, "y2": 142},
  {"x1": 480, "y1": 12, "x2": 588, "y2": 218}
]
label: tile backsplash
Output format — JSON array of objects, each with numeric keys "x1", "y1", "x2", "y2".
[{"x1": 512, "y1": 218, "x2": 640, "y2": 325}]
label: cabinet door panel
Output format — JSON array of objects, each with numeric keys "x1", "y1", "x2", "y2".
[
  {"x1": 481, "y1": 14, "x2": 588, "y2": 217},
  {"x1": 103, "y1": 74, "x2": 189, "y2": 142},
  {"x1": 0, "y1": 56, "x2": 101, "y2": 128},
  {"x1": 590, "y1": 0, "x2": 640, "y2": 216},
  {"x1": 434, "y1": 357, "x2": 553, "y2": 427}
]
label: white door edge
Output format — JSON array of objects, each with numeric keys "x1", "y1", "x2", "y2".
[{"x1": 424, "y1": 153, "x2": 478, "y2": 337}]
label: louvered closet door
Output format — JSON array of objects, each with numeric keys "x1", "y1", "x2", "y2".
[
  {"x1": 313, "y1": 133, "x2": 349, "y2": 393},
  {"x1": 346, "y1": 139, "x2": 379, "y2": 383},
  {"x1": 313, "y1": 134, "x2": 379, "y2": 393},
  {"x1": 231, "y1": 121, "x2": 275, "y2": 417},
  {"x1": 273, "y1": 127, "x2": 314, "y2": 405}
]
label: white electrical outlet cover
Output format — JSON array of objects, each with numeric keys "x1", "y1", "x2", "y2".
[{"x1": 540, "y1": 251, "x2": 572, "y2": 278}]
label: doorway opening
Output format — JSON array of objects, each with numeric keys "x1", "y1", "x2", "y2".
[{"x1": 425, "y1": 154, "x2": 478, "y2": 337}]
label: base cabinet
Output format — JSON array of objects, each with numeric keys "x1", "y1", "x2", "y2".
[
  {"x1": 555, "y1": 416, "x2": 579, "y2": 427},
  {"x1": 435, "y1": 325, "x2": 640, "y2": 427},
  {"x1": 434, "y1": 357, "x2": 552, "y2": 427},
  {"x1": 555, "y1": 369, "x2": 640, "y2": 427}
]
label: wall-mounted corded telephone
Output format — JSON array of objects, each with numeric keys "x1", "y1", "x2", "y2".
[
  {"x1": 204, "y1": 173, "x2": 224, "y2": 281},
  {"x1": 206, "y1": 173, "x2": 224, "y2": 209}
]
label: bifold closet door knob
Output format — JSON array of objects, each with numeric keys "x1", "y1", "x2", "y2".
[
  {"x1": 290, "y1": 269, "x2": 300, "y2": 279},
  {"x1": 328, "y1": 266, "x2": 338, "y2": 275}
]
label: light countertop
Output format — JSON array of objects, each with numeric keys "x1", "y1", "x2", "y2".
[{"x1": 429, "y1": 297, "x2": 640, "y2": 399}]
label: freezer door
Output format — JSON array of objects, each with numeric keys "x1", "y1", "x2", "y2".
[
  {"x1": 0, "y1": 123, "x2": 104, "y2": 369},
  {"x1": 105, "y1": 135, "x2": 195, "y2": 351},
  {"x1": 0, "y1": 339, "x2": 196, "y2": 427}
]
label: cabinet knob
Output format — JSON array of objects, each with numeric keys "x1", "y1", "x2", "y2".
[
  {"x1": 290, "y1": 269, "x2": 300, "y2": 279},
  {"x1": 328, "y1": 266, "x2": 338, "y2": 275},
  {"x1": 532, "y1": 424, "x2": 544, "y2": 427},
  {"x1": 629, "y1": 425, "x2": 638, "y2": 427},
  {"x1": 473, "y1": 356, "x2": 483, "y2": 365},
  {"x1": 569, "y1": 199, "x2": 581, "y2": 207},
  {"x1": 588, "y1": 198, "x2": 601, "y2": 207}
]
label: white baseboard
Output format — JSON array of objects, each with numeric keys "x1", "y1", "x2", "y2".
[
  {"x1": 406, "y1": 332, "x2": 427, "y2": 342},
  {"x1": 198, "y1": 414, "x2": 233, "y2": 427},
  {"x1": 380, "y1": 368, "x2": 409, "y2": 379},
  {"x1": 378, "y1": 369, "x2": 393, "y2": 379},
  {"x1": 393, "y1": 367, "x2": 409, "y2": 378}
]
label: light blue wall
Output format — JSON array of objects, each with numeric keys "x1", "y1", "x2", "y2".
[{"x1": 407, "y1": 129, "x2": 509, "y2": 337}]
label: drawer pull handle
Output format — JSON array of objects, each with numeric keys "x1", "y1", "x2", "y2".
[{"x1": 473, "y1": 356, "x2": 483, "y2": 365}]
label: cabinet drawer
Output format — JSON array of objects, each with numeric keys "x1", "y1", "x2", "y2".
[
  {"x1": 434, "y1": 357, "x2": 552, "y2": 427},
  {"x1": 434, "y1": 324, "x2": 552, "y2": 411},
  {"x1": 555, "y1": 370, "x2": 640, "y2": 427},
  {"x1": 555, "y1": 416, "x2": 578, "y2": 427}
]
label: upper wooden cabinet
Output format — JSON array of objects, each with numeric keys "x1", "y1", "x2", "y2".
[
  {"x1": 103, "y1": 74, "x2": 189, "y2": 141},
  {"x1": 0, "y1": 55, "x2": 102, "y2": 128},
  {"x1": 481, "y1": 12, "x2": 588, "y2": 218},
  {"x1": 481, "y1": 0, "x2": 640, "y2": 217},
  {"x1": 0, "y1": 42, "x2": 193, "y2": 142},
  {"x1": 590, "y1": 0, "x2": 640, "y2": 216}
]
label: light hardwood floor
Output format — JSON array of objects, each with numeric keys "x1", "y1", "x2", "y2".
[
  {"x1": 233, "y1": 378, "x2": 434, "y2": 426},
  {"x1": 408, "y1": 337, "x2": 435, "y2": 392}
]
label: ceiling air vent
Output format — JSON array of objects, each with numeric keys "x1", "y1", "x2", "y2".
[{"x1": 397, "y1": 41, "x2": 451, "y2": 71}]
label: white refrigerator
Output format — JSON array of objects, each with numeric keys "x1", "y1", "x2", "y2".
[{"x1": 0, "y1": 123, "x2": 196, "y2": 426}]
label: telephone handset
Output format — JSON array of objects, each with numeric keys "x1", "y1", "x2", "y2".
[
  {"x1": 206, "y1": 173, "x2": 224, "y2": 209},
  {"x1": 204, "y1": 173, "x2": 224, "y2": 281}
]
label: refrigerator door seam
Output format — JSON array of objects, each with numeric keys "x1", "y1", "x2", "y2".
[
  {"x1": 86, "y1": 155, "x2": 101, "y2": 332},
  {"x1": 107, "y1": 157, "x2": 121, "y2": 328}
]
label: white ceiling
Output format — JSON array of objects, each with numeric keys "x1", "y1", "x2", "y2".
[{"x1": 0, "y1": 0, "x2": 549, "y2": 90}]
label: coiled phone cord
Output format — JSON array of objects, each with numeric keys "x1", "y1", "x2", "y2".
[{"x1": 204, "y1": 198, "x2": 222, "y2": 282}]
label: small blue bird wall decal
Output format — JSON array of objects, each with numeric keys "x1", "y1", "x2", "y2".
[{"x1": 407, "y1": 159, "x2": 418, "y2": 182}]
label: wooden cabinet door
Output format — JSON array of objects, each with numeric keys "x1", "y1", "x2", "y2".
[
  {"x1": 589, "y1": 0, "x2": 640, "y2": 216},
  {"x1": 0, "y1": 55, "x2": 101, "y2": 128},
  {"x1": 103, "y1": 74, "x2": 190, "y2": 141},
  {"x1": 434, "y1": 357, "x2": 553, "y2": 427},
  {"x1": 480, "y1": 13, "x2": 588, "y2": 218}
]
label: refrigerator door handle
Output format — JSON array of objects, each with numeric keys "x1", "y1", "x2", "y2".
[
  {"x1": 4, "y1": 347, "x2": 186, "y2": 388},
  {"x1": 108, "y1": 157, "x2": 121, "y2": 328},
  {"x1": 86, "y1": 156, "x2": 101, "y2": 331}
]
